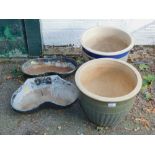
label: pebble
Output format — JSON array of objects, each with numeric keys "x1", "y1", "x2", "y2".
[
  {"x1": 57, "y1": 126, "x2": 62, "y2": 130},
  {"x1": 5, "y1": 75, "x2": 13, "y2": 80},
  {"x1": 134, "y1": 127, "x2": 140, "y2": 132},
  {"x1": 77, "y1": 131, "x2": 84, "y2": 135}
]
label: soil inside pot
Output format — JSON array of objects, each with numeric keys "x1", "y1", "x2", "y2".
[
  {"x1": 24, "y1": 64, "x2": 73, "y2": 75},
  {"x1": 80, "y1": 61, "x2": 137, "y2": 98}
]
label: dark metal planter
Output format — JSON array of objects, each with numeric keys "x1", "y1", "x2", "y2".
[{"x1": 22, "y1": 56, "x2": 78, "y2": 77}]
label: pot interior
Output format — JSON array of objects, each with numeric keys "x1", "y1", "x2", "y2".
[
  {"x1": 24, "y1": 64, "x2": 73, "y2": 75},
  {"x1": 22, "y1": 58, "x2": 76, "y2": 76},
  {"x1": 82, "y1": 27, "x2": 131, "y2": 52},
  {"x1": 79, "y1": 60, "x2": 137, "y2": 98}
]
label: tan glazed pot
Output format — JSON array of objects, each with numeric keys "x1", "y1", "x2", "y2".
[
  {"x1": 81, "y1": 26, "x2": 134, "y2": 61},
  {"x1": 75, "y1": 59, "x2": 142, "y2": 127}
]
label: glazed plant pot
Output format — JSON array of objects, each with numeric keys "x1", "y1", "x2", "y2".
[
  {"x1": 75, "y1": 59, "x2": 142, "y2": 127},
  {"x1": 81, "y1": 26, "x2": 134, "y2": 61}
]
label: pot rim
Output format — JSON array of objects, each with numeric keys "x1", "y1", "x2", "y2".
[
  {"x1": 75, "y1": 58, "x2": 142, "y2": 102},
  {"x1": 80, "y1": 26, "x2": 134, "y2": 56}
]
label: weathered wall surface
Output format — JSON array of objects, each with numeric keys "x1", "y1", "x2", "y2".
[
  {"x1": 0, "y1": 20, "x2": 27, "y2": 57},
  {"x1": 40, "y1": 19, "x2": 155, "y2": 46}
]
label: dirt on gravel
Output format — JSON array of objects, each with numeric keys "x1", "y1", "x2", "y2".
[{"x1": 0, "y1": 45, "x2": 155, "y2": 135}]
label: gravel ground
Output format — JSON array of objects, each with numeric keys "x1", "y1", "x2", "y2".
[{"x1": 0, "y1": 45, "x2": 155, "y2": 135}]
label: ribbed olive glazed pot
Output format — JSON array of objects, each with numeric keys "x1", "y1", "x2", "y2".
[{"x1": 75, "y1": 59, "x2": 142, "y2": 127}]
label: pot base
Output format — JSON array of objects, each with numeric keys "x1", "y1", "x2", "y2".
[{"x1": 80, "y1": 93, "x2": 135, "y2": 127}]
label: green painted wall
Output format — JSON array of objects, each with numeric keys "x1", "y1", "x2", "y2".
[
  {"x1": 0, "y1": 19, "x2": 27, "y2": 57},
  {"x1": 0, "y1": 19, "x2": 43, "y2": 58}
]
